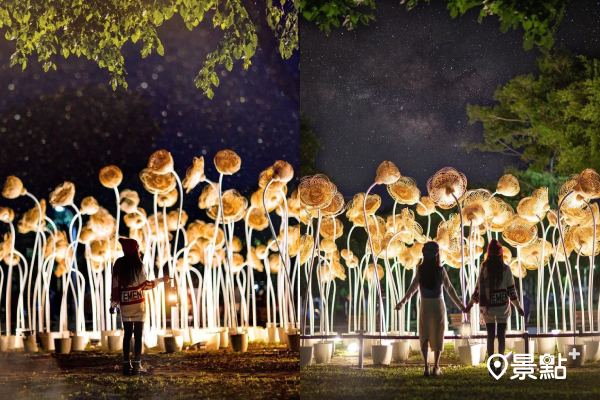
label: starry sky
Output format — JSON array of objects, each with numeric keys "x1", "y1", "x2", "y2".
[
  {"x1": 0, "y1": 15, "x2": 299, "y2": 222},
  {"x1": 300, "y1": 0, "x2": 600, "y2": 203}
]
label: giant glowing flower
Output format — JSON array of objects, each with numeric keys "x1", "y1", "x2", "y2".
[
  {"x1": 375, "y1": 161, "x2": 401, "y2": 185},
  {"x1": 427, "y1": 167, "x2": 467, "y2": 209},
  {"x1": 299, "y1": 174, "x2": 337, "y2": 210},
  {"x1": 49, "y1": 181, "x2": 75, "y2": 207},
  {"x1": 246, "y1": 207, "x2": 269, "y2": 231},
  {"x1": 157, "y1": 187, "x2": 178, "y2": 207},
  {"x1": 502, "y1": 215, "x2": 538, "y2": 248},
  {"x1": 416, "y1": 196, "x2": 436, "y2": 216},
  {"x1": 147, "y1": 149, "x2": 174, "y2": 175},
  {"x1": 272, "y1": 160, "x2": 294, "y2": 183},
  {"x1": 2, "y1": 176, "x2": 26, "y2": 199},
  {"x1": 496, "y1": 174, "x2": 520, "y2": 197},
  {"x1": 198, "y1": 183, "x2": 220, "y2": 209},
  {"x1": 88, "y1": 206, "x2": 116, "y2": 237},
  {"x1": 80, "y1": 196, "x2": 100, "y2": 215},
  {"x1": 299, "y1": 234, "x2": 314, "y2": 265},
  {"x1": 214, "y1": 149, "x2": 241, "y2": 175},
  {"x1": 320, "y1": 217, "x2": 344, "y2": 239},
  {"x1": 207, "y1": 189, "x2": 248, "y2": 223},
  {"x1": 140, "y1": 168, "x2": 177, "y2": 194},
  {"x1": 119, "y1": 190, "x2": 140, "y2": 214},
  {"x1": 18, "y1": 199, "x2": 46, "y2": 234},
  {"x1": 0, "y1": 206, "x2": 15, "y2": 223},
  {"x1": 387, "y1": 176, "x2": 420, "y2": 205},
  {"x1": 124, "y1": 208, "x2": 146, "y2": 230},
  {"x1": 99, "y1": 165, "x2": 123, "y2": 188},
  {"x1": 182, "y1": 156, "x2": 205, "y2": 193},
  {"x1": 167, "y1": 209, "x2": 188, "y2": 231},
  {"x1": 574, "y1": 168, "x2": 600, "y2": 199},
  {"x1": 365, "y1": 263, "x2": 384, "y2": 281}
]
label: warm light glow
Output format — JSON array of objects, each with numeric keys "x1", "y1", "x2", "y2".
[{"x1": 347, "y1": 342, "x2": 358, "y2": 354}]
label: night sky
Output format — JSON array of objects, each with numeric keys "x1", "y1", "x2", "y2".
[
  {"x1": 301, "y1": 0, "x2": 600, "y2": 202},
  {"x1": 0, "y1": 15, "x2": 299, "y2": 222}
]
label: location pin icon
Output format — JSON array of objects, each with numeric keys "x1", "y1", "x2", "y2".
[{"x1": 487, "y1": 354, "x2": 508, "y2": 380}]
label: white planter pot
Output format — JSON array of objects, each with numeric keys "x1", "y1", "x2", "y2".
[
  {"x1": 40, "y1": 332, "x2": 58, "y2": 351},
  {"x1": 230, "y1": 333, "x2": 249, "y2": 352},
  {"x1": 277, "y1": 327, "x2": 288, "y2": 347},
  {"x1": 87, "y1": 330, "x2": 101, "y2": 342},
  {"x1": 372, "y1": 344, "x2": 392, "y2": 365},
  {"x1": 101, "y1": 330, "x2": 120, "y2": 348},
  {"x1": 13, "y1": 334, "x2": 24, "y2": 349},
  {"x1": 54, "y1": 338, "x2": 72, "y2": 354},
  {"x1": 403, "y1": 332, "x2": 419, "y2": 351},
  {"x1": 584, "y1": 340, "x2": 600, "y2": 361},
  {"x1": 219, "y1": 328, "x2": 229, "y2": 348},
  {"x1": 314, "y1": 342, "x2": 332, "y2": 364},
  {"x1": 363, "y1": 339, "x2": 372, "y2": 357},
  {"x1": 505, "y1": 330, "x2": 520, "y2": 350},
  {"x1": 107, "y1": 335, "x2": 123, "y2": 352},
  {"x1": 458, "y1": 344, "x2": 482, "y2": 366},
  {"x1": 556, "y1": 331, "x2": 577, "y2": 351},
  {"x1": 189, "y1": 328, "x2": 203, "y2": 345},
  {"x1": 478, "y1": 340, "x2": 487, "y2": 362},
  {"x1": 536, "y1": 337, "x2": 556, "y2": 355},
  {"x1": 564, "y1": 344, "x2": 585, "y2": 367},
  {"x1": 392, "y1": 340, "x2": 410, "y2": 362},
  {"x1": 300, "y1": 346, "x2": 314, "y2": 367},
  {"x1": 24, "y1": 335, "x2": 38, "y2": 353},
  {"x1": 164, "y1": 335, "x2": 184, "y2": 353},
  {"x1": 0, "y1": 336, "x2": 8, "y2": 352},
  {"x1": 71, "y1": 334, "x2": 89, "y2": 351},
  {"x1": 453, "y1": 339, "x2": 469, "y2": 356},
  {"x1": 514, "y1": 339, "x2": 535, "y2": 355},
  {"x1": 205, "y1": 331, "x2": 221, "y2": 351},
  {"x1": 576, "y1": 336, "x2": 587, "y2": 346},
  {"x1": 172, "y1": 328, "x2": 190, "y2": 343},
  {"x1": 144, "y1": 330, "x2": 158, "y2": 348},
  {"x1": 267, "y1": 323, "x2": 279, "y2": 342}
]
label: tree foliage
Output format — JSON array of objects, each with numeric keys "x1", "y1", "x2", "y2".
[
  {"x1": 300, "y1": 114, "x2": 322, "y2": 177},
  {"x1": 0, "y1": 0, "x2": 298, "y2": 98},
  {"x1": 301, "y1": 0, "x2": 568, "y2": 50},
  {"x1": 465, "y1": 48, "x2": 600, "y2": 179}
]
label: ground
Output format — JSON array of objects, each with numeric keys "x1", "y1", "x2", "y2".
[
  {"x1": 301, "y1": 343, "x2": 600, "y2": 400},
  {"x1": 0, "y1": 342, "x2": 299, "y2": 400}
]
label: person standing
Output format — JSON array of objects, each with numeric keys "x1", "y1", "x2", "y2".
[
  {"x1": 395, "y1": 242, "x2": 467, "y2": 377},
  {"x1": 466, "y1": 239, "x2": 525, "y2": 375},
  {"x1": 110, "y1": 238, "x2": 170, "y2": 376}
]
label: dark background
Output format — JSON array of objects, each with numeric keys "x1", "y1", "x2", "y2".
[
  {"x1": 300, "y1": 0, "x2": 600, "y2": 203},
  {"x1": 0, "y1": 16, "x2": 299, "y2": 225}
]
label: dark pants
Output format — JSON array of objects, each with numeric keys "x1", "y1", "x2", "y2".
[
  {"x1": 485, "y1": 322, "x2": 507, "y2": 357},
  {"x1": 123, "y1": 321, "x2": 143, "y2": 362}
]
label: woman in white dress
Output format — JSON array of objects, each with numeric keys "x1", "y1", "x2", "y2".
[{"x1": 395, "y1": 241, "x2": 466, "y2": 377}]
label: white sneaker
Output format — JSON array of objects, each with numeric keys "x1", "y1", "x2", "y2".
[{"x1": 432, "y1": 367, "x2": 442, "y2": 376}]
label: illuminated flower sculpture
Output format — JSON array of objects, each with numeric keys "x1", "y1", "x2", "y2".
[
  {"x1": 99, "y1": 165, "x2": 123, "y2": 189},
  {"x1": 2, "y1": 176, "x2": 26, "y2": 199},
  {"x1": 427, "y1": 167, "x2": 468, "y2": 310}
]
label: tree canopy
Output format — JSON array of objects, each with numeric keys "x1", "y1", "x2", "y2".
[
  {"x1": 0, "y1": 0, "x2": 298, "y2": 98},
  {"x1": 465, "y1": 48, "x2": 600, "y2": 195},
  {"x1": 300, "y1": 0, "x2": 568, "y2": 50}
]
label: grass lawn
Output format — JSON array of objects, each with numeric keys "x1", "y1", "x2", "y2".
[
  {"x1": 0, "y1": 342, "x2": 299, "y2": 400},
  {"x1": 301, "y1": 343, "x2": 600, "y2": 400}
]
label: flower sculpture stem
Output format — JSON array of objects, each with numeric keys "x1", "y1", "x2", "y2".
[
  {"x1": 301, "y1": 211, "x2": 322, "y2": 345},
  {"x1": 583, "y1": 200, "x2": 596, "y2": 333},
  {"x1": 264, "y1": 179, "x2": 297, "y2": 328},
  {"x1": 363, "y1": 182, "x2": 386, "y2": 341},
  {"x1": 556, "y1": 191, "x2": 577, "y2": 342},
  {"x1": 451, "y1": 193, "x2": 467, "y2": 322}
]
